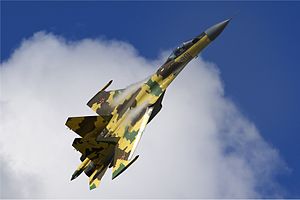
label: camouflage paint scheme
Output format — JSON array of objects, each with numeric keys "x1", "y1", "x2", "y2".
[{"x1": 66, "y1": 19, "x2": 230, "y2": 190}]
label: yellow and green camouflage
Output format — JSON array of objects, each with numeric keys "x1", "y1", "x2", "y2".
[{"x1": 66, "y1": 19, "x2": 230, "y2": 189}]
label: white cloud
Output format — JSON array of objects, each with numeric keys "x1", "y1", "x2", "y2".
[{"x1": 0, "y1": 32, "x2": 286, "y2": 198}]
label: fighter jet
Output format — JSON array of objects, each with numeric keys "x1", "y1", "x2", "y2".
[{"x1": 66, "y1": 18, "x2": 231, "y2": 189}]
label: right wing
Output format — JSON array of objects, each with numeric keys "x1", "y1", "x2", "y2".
[{"x1": 112, "y1": 106, "x2": 154, "y2": 179}]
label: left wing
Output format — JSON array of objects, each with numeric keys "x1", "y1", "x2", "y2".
[
  {"x1": 87, "y1": 80, "x2": 143, "y2": 116},
  {"x1": 112, "y1": 106, "x2": 154, "y2": 179},
  {"x1": 87, "y1": 80, "x2": 124, "y2": 116}
]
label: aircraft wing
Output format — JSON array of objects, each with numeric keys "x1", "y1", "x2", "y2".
[
  {"x1": 87, "y1": 80, "x2": 143, "y2": 116},
  {"x1": 111, "y1": 106, "x2": 154, "y2": 179},
  {"x1": 87, "y1": 80, "x2": 124, "y2": 116}
]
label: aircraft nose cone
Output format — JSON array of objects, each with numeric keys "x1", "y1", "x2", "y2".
[{"x1": 205, "y1": 19, "x2": 231, "y2": 41}]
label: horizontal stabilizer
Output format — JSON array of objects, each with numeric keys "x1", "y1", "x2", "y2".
[{"x1": 72, "y1": 137, "x2": 118, "y2": 161}]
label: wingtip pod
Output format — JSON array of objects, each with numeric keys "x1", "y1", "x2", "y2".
[
  {"x1": 112, "y1": 155, "x2": 139, "y2": 180},
  {"x1": 103, "y1": 80, "x2": 113, "y2": 91}
]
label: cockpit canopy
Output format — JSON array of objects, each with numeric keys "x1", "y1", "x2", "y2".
[
  {"x1": 166, "y1": 32, "x2": 206, "y2": 62},
  {"x1": 167, "y1": 40, "x2": 193, "y2": 60},
  {"x1": 167, "y1": 37, "x2": 200, "y2": 61}
]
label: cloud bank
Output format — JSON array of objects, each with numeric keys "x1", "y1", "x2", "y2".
[{"x1": 0, "y1": 32, "x2": 286, "y2": 198}]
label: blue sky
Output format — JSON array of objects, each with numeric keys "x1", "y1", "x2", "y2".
[{"x1": 1, "y1": 1, "x2": 299, "y2": 197}]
